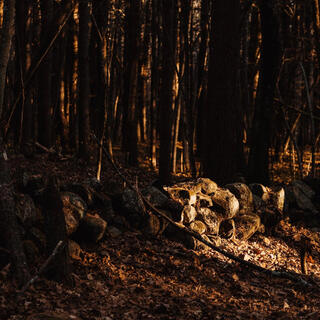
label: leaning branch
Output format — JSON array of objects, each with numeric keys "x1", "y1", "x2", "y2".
[{"x1": 19, "y1": 240, "x2": 66, "y2": 294}]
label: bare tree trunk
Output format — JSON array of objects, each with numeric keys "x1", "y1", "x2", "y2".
[
  {"x1": 122, "y1": 0, "x2": 140, "y2": 166},
  {"x1": 248, "y1": 0, "x2": 282, "y2": 184},
  {"x1": 0, "y1": 144, "x2": 30, "y2": 286},
  {"x1": 16, "y1": 1, "x2": 34, "y2": 156},
  {"x1": 159, "y1": 0, "x2": 177, "y2": 185},
  {"x1": 203, "y1": 0, "x2": 244, "y2": 184},
  {"x1": 42, "y1": 175, "x2": 70, "y2": 283},
  {"x1": 0, "y1": 0, "x2": 15, "y2": 121},
  {"x1": 78, "y1": 0, "x2": 91, "y2": 160},
  {"x1": 38, "y1": 0, "x2": 53, "y2": 148},
  {"x1": 150, "y1": 0, "x2": 160, "y2": 169}
]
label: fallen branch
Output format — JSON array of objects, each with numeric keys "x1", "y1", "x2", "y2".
[
  {"x1": 19, "y1": 240, "x2": 66, "y2": 294},
  {"x1": 93, "y1": 134, "x2": 315, "y2": 288},
  {"x1": 35, "y1": 142, "x2": 56, "y2": 154}
]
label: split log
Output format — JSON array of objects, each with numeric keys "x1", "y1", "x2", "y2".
[
  {"x1": 211, "y1": 187, "x2": 239, "y2": 219},
  {"x1": 225, "y1": 183, "x2": 254, "y2": 215}
]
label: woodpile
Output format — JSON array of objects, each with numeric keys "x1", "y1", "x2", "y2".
[{"x1": 4, "y1": 170, "x2": 320, "y2": 277}]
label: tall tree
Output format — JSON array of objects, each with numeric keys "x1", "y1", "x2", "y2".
[
  {"x1": 78, "y1": 0, "x2": 92, "y2": 160},
  {"x1": 248, "y1": 0, "x2": 282, "y2": 184},
  {"x1": 203, "y1": 0, "x2": 244, "y2": 184},
  {"x1": 38, "y1": 0, "x2": 54, "y2": 148},
  {"x1": 159, "y1": 0, "x2": 177, "y2": 185},
  {"x1": 122, "y1": 0, "x2": 140, "y2": 165},
  {"x1": 0, "y1": 0, "x2": 15, "y2": 122}
]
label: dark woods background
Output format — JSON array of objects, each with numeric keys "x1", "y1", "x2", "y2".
[{"x1": 0, "y1": 0, "x2": 319, "y2": 186}]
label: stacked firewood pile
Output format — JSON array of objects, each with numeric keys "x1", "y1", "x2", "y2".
[
  {"x1": 118, "y1": 176, "x2": 320, "y2": 250},
  {"x1": 1, "y1": 172, "x2": 320, "y2": 271}
]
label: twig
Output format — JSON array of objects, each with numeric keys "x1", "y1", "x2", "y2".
[
  {"x1": 93, "y1": 134, "x2": 315, "y2": 287},
  {"x1": 19, "y1": 240, "x2": 66, "y2": 294},
  {"x1": 34, "y1": 142, "x2": 55, "y2": 154}
]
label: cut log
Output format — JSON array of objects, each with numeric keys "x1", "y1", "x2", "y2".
[
  {"x1": 197, "y1": 207, "x2": 223, "y2": 234},
  {"x1": 76, "y1": 213, "x2": 107, "y2": 243},
  {"x1": 249, "y1": 183, "x2": 270, "y2": 202},
  {"x1": 225, "y1": 183, "x2": 254, "y2": 215},
  {"x1": 233, "y1": 214, "x2": 262, "y2": 241},
  {"x1": 210, "y1": 187, "x2": 239, "y2": 219},
  {"x1": 180, "y1": 205, "x2": 197, "y2": 224},
  {"x1": 60, "y1": 192, "x2": 87, "y2": 236}
]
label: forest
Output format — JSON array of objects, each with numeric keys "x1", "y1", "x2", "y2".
[{"x1": 1, "y1": 0, "x2": 320, "y2": 319}]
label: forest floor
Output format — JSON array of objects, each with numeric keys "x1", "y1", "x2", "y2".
[{"x1": 1, "y1": 150, "x2": 320, "y2": 320}]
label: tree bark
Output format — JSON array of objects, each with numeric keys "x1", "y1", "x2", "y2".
[
  {"x1": 42, "y1": 175, "x2": 71, "y2": 283},
  {"x1": 0, "y1": 143, "x2": 30, "y2": 287},
  {"x1": 159, "y1": 0, "x2": 177, "y2": 185},
  {"x1": 248, "y1": 0, "x2": 282, "y2": 184},
  {"x1": 38, "y1": 0, "x2": 53, "y2": 148},
  {"x1": 0, "y1": 0, "x2": 15, "y2": 121},
  {"x1": 203, "y1": 0, "x2": 245, "y2": 184},
  {"x1": 78, "y1": 0, "x2": 92, "y2": 160},
  {"x1": 122, "y1": 0, "x2": 140, "y2": 166}
]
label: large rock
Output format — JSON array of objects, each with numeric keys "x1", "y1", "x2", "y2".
[
  {"x1": 291, "y1": 180, "x2": 318, "y2": 214},
  {"x1": 60, "y1": 192, "x2": 87, "y2": 236}
]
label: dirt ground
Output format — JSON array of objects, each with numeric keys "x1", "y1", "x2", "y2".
[{"x1": 1, "y1": 152, "x2": 320, "y2": 320}]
